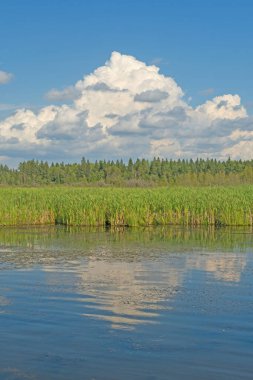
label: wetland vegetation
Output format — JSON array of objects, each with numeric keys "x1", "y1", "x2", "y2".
[
  {"x1": 0, "y1": 186, "x2": 252, "y2": 227},
  {"x1": 0, "y1": 158, "x2": 252, "y2": 227}
]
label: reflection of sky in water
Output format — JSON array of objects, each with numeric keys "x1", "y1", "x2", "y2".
[
  {"x1": 43, "y1": 251, "x2": 246, "y2": 330},
  {"x1": 190, "y1": 253, "x2": 246, "y2": 282},
  {"x1": 0, "y1": 226, "x2": 251, "y2": 330},
  {"x1": 0, "y1": 227, "x2": 253, "y2": 380},
  {"x1": 0, "y1": 295, "x2": 10, "y2": 314},
  {"x1": 45, "y1": 259, "x2": 182, "y2": 330}
]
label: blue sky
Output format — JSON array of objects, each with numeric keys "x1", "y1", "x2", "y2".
[{"x1": 0, "y1": 0, "x2": 253, "y2": 164}]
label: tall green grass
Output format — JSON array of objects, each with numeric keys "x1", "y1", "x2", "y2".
[{"x1": 0, "y1": 186, "x2": 252, "y2": 226}]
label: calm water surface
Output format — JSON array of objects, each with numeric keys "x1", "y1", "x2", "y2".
[{"x1": 0, "y1": 226, "x2": 253, "y2": 380}]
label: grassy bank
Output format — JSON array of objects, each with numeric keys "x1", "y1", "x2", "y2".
[{"x1": 0, "y1": 186, "x2": 252, "y2": 227}]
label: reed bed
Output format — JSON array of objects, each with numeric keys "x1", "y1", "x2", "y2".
[{"x1": 0, "y1": 186, "x2": 252, "y2": 227}]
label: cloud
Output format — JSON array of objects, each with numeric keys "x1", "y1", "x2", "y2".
[
  {"x1": 0, "y1": 70, "x2": 13, "y2": 85},
  {"x1": 0, "y1": 51, "x2": 252, "y2": 162},
  {"x1": 223, "y1": 140, "x2": 253, "y2": 160},
  {"x1": 45, "y1": 86, "x2": 81, "y2": 101},
  {"x1": 86, "y1": 82, "x2": 127, "y2": 92},
  {"x1": 195, "y1": 94, "x2": 247, "y2": 120},
  {"x1": 134, "y1": 89, "x2": 169, "y2": 103}
]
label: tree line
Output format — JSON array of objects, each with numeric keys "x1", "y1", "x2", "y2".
[{"x1": 0, "y1": 157, "x2": 253, "y2": 186}]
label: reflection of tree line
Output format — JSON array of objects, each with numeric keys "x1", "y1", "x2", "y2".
[
  {"x1": 0, "y1": 225, "x2": 252, "y2": 253},
  {"x1": 0, "y1": 226, "x2": 249, "y2": 329}
]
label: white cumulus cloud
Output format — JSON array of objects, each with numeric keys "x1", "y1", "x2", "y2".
[
  {"x1": 0, "y1": 52, "x2": 252, "y2": 162},
  {"x1": 0, "y1": 70, "x2": 13, "y2": 84},
  {"x1": 196, "y1": 94, "x2": 247, "y2": 120}
]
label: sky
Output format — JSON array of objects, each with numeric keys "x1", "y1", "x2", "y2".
[{"x1": 0, "y1": 0, "x2": 253, "y2": 165}]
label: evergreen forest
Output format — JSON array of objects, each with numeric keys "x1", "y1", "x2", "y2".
[{"x1": 0, "y1": 157, "x2": 253, "y2": 186}]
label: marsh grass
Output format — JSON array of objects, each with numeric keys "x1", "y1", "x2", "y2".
[{"x1": 0, "y1": 186, "x2": 252, "y2": 227}]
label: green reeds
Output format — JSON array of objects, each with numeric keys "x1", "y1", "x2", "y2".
[{"x1": 0, "y1": 186, "x2": 252, "y2": 227}]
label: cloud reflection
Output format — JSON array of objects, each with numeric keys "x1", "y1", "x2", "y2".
[{"x1": 0, "y1": 226, "x2": 250, "y2": 329}]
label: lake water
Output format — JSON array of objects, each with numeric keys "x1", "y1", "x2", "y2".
[{"x1": 0, "y1": 226, "x2": 253, "y2": 380}]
